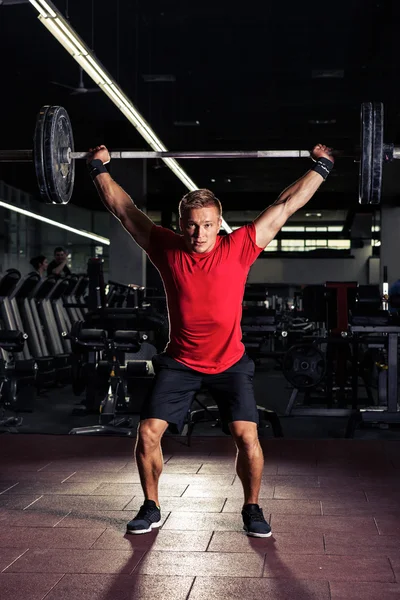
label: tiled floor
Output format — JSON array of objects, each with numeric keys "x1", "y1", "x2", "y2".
[{"x1": 0, "y1": 434, "x2": 399, "y2": 599}]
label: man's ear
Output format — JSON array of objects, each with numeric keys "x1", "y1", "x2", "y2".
[{"x1": 179, "y1": 218, "x2": 183, "y2": 233}]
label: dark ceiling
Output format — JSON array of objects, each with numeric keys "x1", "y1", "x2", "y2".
[{"x1": 0, "y1": 0, "x2": 399, "y2": 220}]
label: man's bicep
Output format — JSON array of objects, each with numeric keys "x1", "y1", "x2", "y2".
[
  {"x1": 253, "y1": 203, "x2": 289, "y2": 248},
  {"x1": 119, "y1": 206, "x2": 155, "y2": 251}
]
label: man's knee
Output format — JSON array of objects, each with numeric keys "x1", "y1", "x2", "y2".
[
  {"x1": 137, "y1": 418, "x2": 168, "y2": 450},
  {"x1": 229, "y1": 421, "x2": 259, "y2": 451}
]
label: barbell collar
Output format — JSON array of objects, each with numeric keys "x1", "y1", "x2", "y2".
[{"x1": 392, "y1": 146, "x2": 400, "y2": 160}]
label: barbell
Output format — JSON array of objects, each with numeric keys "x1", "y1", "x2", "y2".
[{"x1": 0, "y1": 101, "x2": 396, "y2": 206}]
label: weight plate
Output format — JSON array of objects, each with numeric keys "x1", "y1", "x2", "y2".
[
  {"x1": 359, "y1": 102, "x2": 373, "y2": 205},
  {"x1": 43, "y1": 106, "x2": 75, "y2": 204},
  {"x1": 370, "y1": 102, "x2": 383, "y2": 205},
  {"x1": 33, "y1": 105, "x2": 52, "y2": 203},
  {"x1": 282, "y1": 343, "x2": 326, "y2": 389}
]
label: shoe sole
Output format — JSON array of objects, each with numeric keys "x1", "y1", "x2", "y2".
[
  {"x1": 244, "y1": 527, "x2": 272, "y2": 538},
  {"x1": 126, "y1": 519, "x2": 162, "y2": 535}
]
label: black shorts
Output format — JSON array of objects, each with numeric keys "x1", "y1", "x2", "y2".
[{"x1": 140, "y1": 352, "x2": 259, "y2": 434}]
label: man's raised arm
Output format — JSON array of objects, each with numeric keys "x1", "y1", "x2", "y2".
[
  {"x1": 253, "y1": 144, "x2": 334, "y2": 249},
  {"x1": 87, "y1": 145, "x2": 154, "y2": 251}
]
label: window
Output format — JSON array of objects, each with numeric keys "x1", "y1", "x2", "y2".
[
  {"x1": 281, "y1": 226, "x2": 305, "y2": 232},
  {"x1": 264, "y1": 239, "x2": 278, "y2": 251},
  {"x1": 263, "y1": 239, "x2": 351, "y2": 253}
]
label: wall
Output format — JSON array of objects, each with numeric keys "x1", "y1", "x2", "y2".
[{"x1": 248, "y1": 245, "x2": 373, "y2": 285}]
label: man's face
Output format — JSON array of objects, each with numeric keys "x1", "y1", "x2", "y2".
[
  {"x1": 54, "y1": 251, "x2": 66, "y2": 264},
  {"x1": 180, "y1": 207, "x2": 222, "y2": 254}
]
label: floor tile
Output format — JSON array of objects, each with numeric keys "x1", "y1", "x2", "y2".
[
  {"x1": 260, "y1": 475, "x2": 320, "y2": 486},
  {"x1": 325, "y1": 533, "x2": 400, "y2": 556},
  {"x1": 44, "y1": 574, "x2": 194, "y2": 600},
  {"x1": 270, "y1": 515, "x2": 379, "y2": 534},
  {"x1": 388, "y1": 556, "x2": 400, "y2": 580},
  {"x1": 5, "y1": 548, "x2": 145, "y2": 574},
  {"x1": 0, "y1": 547, "x2": 29, "y2": 571},
  {"x1": 223, "y1": 497, "x2": 321, "y2": 515},
  {"x1": 263, "y1": 553, "x2": 394, "y2": 582},
  {"x1": 55, "y1": 510, "x2": 169, "y2": 530},
  {"x1": 67, "y1": 472, "x2": 140, "y2": 483},
  {"x1": 365, "y1": 491, "x2": 400, "y2": 502},
  {"x1": 274, "y1": 487, "x2": 366, "y2": 500},
  {"x1": 0, "y1": 472, "x2": 77, "y2": 483},
  {"x1": 0, "y1": 495, "x2": 42, "y2": 510},
  {"x1": 189, "y1": 576, "x2": 330, "y2": 600},
  {"x1": 138, "y1": 550, "x2": 264, "y2": 577},
  {"x1": 93, "y1": 528, "x2": 212, "y2": 551},
  {"x1": 124, "y1": 496, "x2": 225, "y2": 513},
  {"x1": 208, "y1": 531, "x2": 324, "y2": 554},
  {"x1": 0, "y1": 509, "x2": 69, "y2": 527},
  {"x1": 0, "y1": 526, "x2": 105, "y2": 549},
  {"x1": 321, "y1": 500, "x2": 399, "y2": 516},
  {"x1": 0, "y1": 573, "x2": 63, "y2": 600},
  {"x1": 90, "y1": 483, "x2": 188, "y2": 497},
  {"x1": 375, "y1": 516, "x2": 400, "y2": 535},
  {"x1": 2, "y1": 482, "x2": 101, "y2": 495},
  {"x1": 162, "y1": 512, "x2": 245, "y2": 531},
  {"x1": 329, "y1": 581, "x2": 400, "y2": 600},
  {"x1": 182, "y1": 484, "x2": 274, "y2": 498},
  {"x1": 40, "y1": 461, "x2": 130, "y2": 472},
  {"x1": 27, "y1": 495, "x2": 135, "y2": 511}
]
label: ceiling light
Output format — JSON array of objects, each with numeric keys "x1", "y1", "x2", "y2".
[
  {"x1": 142, "y1": 74, "x2": 176, "y2": 82},
  {"x1": 0, "y1": 201, "x2": 110, "y2": 245},
  {"x1": 173, "y1": 121, "x2": 200, "y2": 127},
  {"x1": 308, "y1": 119, "x2": 337, "y2": 125},
  {"x1": 29, "y1": 0, "x2": 232, "y2": 234},
  {"x1": 311, "y1": 69, "x2": 344, "y2": 79}
]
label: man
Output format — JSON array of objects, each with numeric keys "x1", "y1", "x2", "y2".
[
  {"x1": 30, "y1": 255, "x2": 48, "y2": 278},
  {"x1": 87, "y1": 143, "x2": 334, "y2": 537},
  {"x1": 47, "y1": 247, "x2": 71, "y2": 278}
]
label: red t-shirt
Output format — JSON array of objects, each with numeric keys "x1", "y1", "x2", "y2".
[{"x1": 146, "y1": 223, "x2": 263, "y2": 374}]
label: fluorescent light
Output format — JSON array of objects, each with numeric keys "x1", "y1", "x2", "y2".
[
  {"x1": 38, "y1": 15, "x2": 81, "y2": 56},
  {"x1": 75, "y1": 55, "x2": 106, "y2": 86},
  {"x1": 0, "y1": 201, "x2": 110, "y2": 245},
  {"x1": 29, "y1": 0, "x2": 56, "y2": 17},
  {"x1": 29, "y1": 0, "x2": 232, "y2": 234},
  {"x1": 86, "y1": 55, "x2": 112, "y2": 85},
  {"x1": 55, "y1": 19, "x2": 89, "y2": 56},
  {"x1": 29, "y1": 0, "x2": 52, "y2": 18}
]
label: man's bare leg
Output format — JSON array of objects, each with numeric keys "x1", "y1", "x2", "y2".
[
  {"x1": 135, "y1": 418, "x2": 169, "y2": 505},
  {"x1": 229, "y1": 421, "x2": 264, "y2": 505}
]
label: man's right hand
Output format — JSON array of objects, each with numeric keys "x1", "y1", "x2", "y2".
[{"x1": 87, "y1": 145, "x2": 111, "y2": 165}]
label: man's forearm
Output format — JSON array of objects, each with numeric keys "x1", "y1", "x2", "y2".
[
  {"x1": 93, "y1": 172, "x2": 136, "y2": 219},
  {"x1": 273, "y1": 170, "x2": 324, "y2": 217}
]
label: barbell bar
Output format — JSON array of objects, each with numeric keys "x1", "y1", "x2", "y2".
[{"x1": 0, "y1": 101, "x2": 396, "y2": 206}]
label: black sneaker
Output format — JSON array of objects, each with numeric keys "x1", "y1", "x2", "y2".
[
  {"x1": 242, "y1": 503, "x2": 272, "y2": 538},
  {"x1": 126, "y1": 500, "x2": 162, "y2": 535}
]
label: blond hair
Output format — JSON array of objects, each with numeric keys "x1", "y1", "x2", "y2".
[{"x1": 179, "y1": 189, "x2": 222, "y2": 218}]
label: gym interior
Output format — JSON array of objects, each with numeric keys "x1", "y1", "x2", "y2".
[{"x1": 0, "y1": 1, "x2": 399, "y2": 599}]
